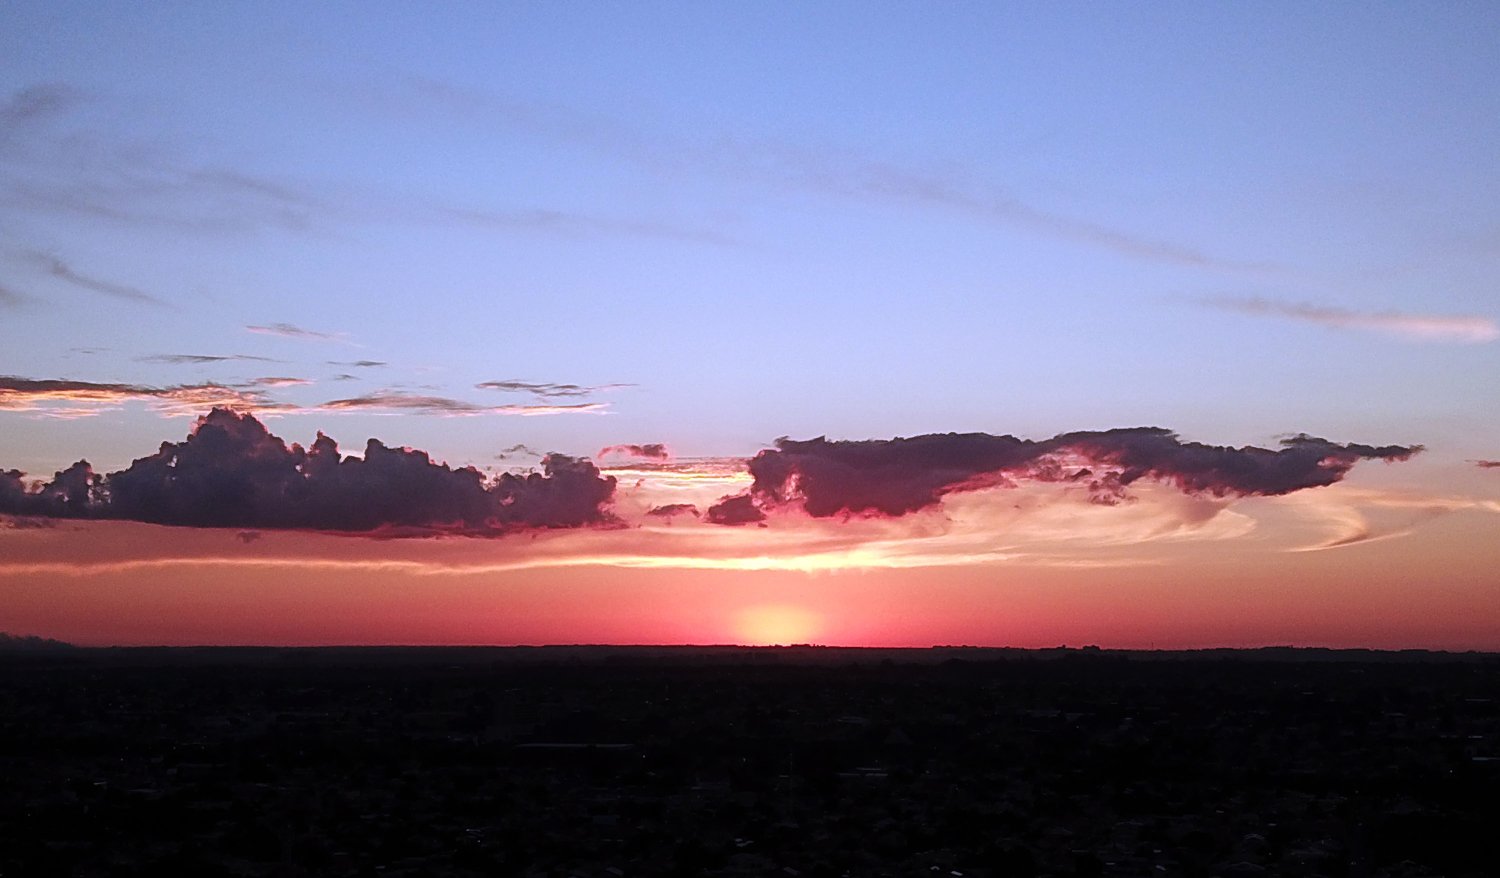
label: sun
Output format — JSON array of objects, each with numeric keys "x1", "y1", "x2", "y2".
[{"x1": 734, "y1": 604, "x2": 822, "y2": 646}]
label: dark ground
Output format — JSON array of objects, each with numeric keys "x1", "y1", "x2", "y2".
[{"x1": 1, "y1": 645, "x2": 1497, "y2": 877}]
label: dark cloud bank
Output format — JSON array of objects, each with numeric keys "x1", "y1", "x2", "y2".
[
  {"x1": 705, "y1": 429, "x2": 1422, "y2": 525},
  {"x1": 1, "y1": 409, "x2": 616, "y2": 535},
  {"x1": 2, "y1": 415, "x2": 1421, "y2": 536}
]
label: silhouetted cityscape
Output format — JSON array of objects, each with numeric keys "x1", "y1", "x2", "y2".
[{"x1": 2, "y1": 645, "x2": 1497, "y2": 876}]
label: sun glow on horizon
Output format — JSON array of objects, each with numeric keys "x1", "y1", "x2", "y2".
[{"x1": 734, "y1": 604, "x2": 823, "y2": 646}]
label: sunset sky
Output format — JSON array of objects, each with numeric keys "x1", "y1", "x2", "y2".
[{"x1": 3, "y1": 2, "x2": 1498, "y2": 648}]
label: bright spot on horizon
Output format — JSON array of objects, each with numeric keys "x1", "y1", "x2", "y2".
[{"x1": 735, "y1": 605, "x2": 822, "y2": 646}]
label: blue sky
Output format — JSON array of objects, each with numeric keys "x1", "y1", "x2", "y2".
[{"x1": 3, "y1": 1, "x2": 1498, "y2": 472}]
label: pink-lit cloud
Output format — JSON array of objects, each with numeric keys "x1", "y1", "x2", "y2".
[
  {"x1": 0, "y1": 376, "x2": 282, "y2": 418},
  {"x1": 1207, "y1": 296, "x2": 1498, "y2": 343}
]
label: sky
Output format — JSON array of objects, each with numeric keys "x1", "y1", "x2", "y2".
[{"x1": 2, "y1": 2, "x2": 1498, "y2": 648}]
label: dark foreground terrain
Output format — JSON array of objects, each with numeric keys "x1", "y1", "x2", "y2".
[{"x1": 1, "y1": 646, "x2": 1497, "y2": 877}]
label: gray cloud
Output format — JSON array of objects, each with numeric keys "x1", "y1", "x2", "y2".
[
  {"x1": 246, "y1": 322, "x2": 348, "y2": 342},
  {"x1": 0, "y1": 409, "x2": 619, "y2": 534},
  {"x1": 477, "y1": 379, "x2": 634, "y2": 399},
  {"x1": 137, "y1": 354, "x2": 278, "y2": 365},
  {"x1": 17, "y1": 249, "x2": 166, "y2": 306},
  {"x1": 0, "y1": 83, "x2": 81, "y2": 127},
  {"x1": 320, "y1": 391, "x2": 609, "y2": 417}
]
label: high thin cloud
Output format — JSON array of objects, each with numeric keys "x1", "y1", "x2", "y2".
[
  {"x1": 137, "y1": 353, "x2": 278, "y2": 365},
  {"x1": 0, "y1": 283, "x2": 33, "y2": 308},
  {"x1": 706, "y1": 429, "x2": 1421, "y2": 524},
  {"x1": 246, "y1": 377, "x2": 312, "y2": 388},
  {"x1": 321, "y1": 391, "x2": 608, "y2": 417},
  {"x1": 2, "y1": 84, "x2": 713, "y2": 244},
  {"x1": 0, "y1": 376, "x2": 278, "y2": 418},
  {"x1": 0, "y1": 83, "x2": 79, "y2": 127},
  {"x1": 0, "y1": 409, "x2": 616, "y2": 534},
  {"x1": 380, "y1": 76, "x2": 1260, "y2": 271},
  {"x1": 1206, "y1": 296, "x2": 1499, "y2": 343},
  {"x1": 433, "y1": 204, "x2": 730, "y2": 246},
  {"x1": 328, "y1": 360, "x2": 386, "y2": 368},
  {"x1": 246, "y1": 322, "x2": 348, "y2": 343},
  {"x1": 477, "y1": 380, "x2": 634, "y2": 399},
  {"x1": 17, "y1": 250, "x2": 166, "y2": 307},
  {"x1": 600, "y1": 443, "x2": 669, "y2": 460}
]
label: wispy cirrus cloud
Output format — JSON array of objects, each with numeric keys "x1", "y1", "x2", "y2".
[
  {"x1": 137, "y1": 353, "x2": 279, "y2": 366},
  {"x1": 375, "y1": 76, "x2": 1264, "y2": 271},
  {"x1": 16, "y1": 249, "x2": 167, "y2": 307},
  {"x1": 320, "y1": 391, "x2": 609, "y2": 417},
  {"x1": 1204, "y1": 296, "x2": 1499, "y2": 343},
  {"x1": 246, "y1": 322, "x2": 351, "y2": 343},
  {"x1": 0, "y1": 283, "x2": 34, "y2": 308},
  {"x1": 0, "y1": 375, "x2": 281, "y2": 418},
  {"x1": 0, "y1": 83, "x2": 80, "y2": 127},
  {"x1": 245, "y1": 376, "x2": 313, "y2": 388},
  {"x1": 432, "y1": 204, "x2": 732, "y2": 246},
  {"x1": 477, "y1": 379, "x2": 634, "y2": 399},
  {"x1": 1, "y1": 84, "x2": 723, "y2": 246}
]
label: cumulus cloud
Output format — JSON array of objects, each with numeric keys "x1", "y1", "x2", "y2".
[
  {"x1": 599, "y1": 443, "x2": 669, "y2": 460},
  {"x1": 706, "y1": 493, "x2": 767, "y2": 526},
  {"x1": 477, "y1": 379, "x2": 634, "y2": 399},
  {"x1": 705, "y1": 428, "x2": 1421, "y2": 524},
  {"x1": 319, "y1": 391, "x2": 608, "y2": 417},
  {"x1": 0, "y1": 376, "x2": 280, "y2": 417},
  {"x1": 0, "y1": 408, "x2": 617, "y2": 534},
  {"x1": 1206, "y1": 296, "x2": 1499, "y2": 343}
]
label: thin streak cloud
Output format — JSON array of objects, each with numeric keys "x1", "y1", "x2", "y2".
[
  {"x1": 0, "y1": 376, "x2": 280, "y2": 417},
  {"x1": 137, "y1": 354, "x2": 279, "y2": 365},
  {"x1": 320, "y1": 391, "x2": 609, "y2": 417},
  {"x1": 18, "y1": 249, "x2": 167, "y2": 307},
  {"x1": 477, "y1": 379, "x2": 635, "y2": 399},
  {"x1": 1205, "y1": 296, "x2": 1499, "y2": 343},
  {"x1": 381, "y1": 76, "x2": 1263, "y2": 271},
  {"x1": 246, "y1": 322, "x2": 351, "y2": 343}
]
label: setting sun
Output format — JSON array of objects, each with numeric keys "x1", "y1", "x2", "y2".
[{"x1": 734, "y1": 605, "x2": 822, "y2": 646}]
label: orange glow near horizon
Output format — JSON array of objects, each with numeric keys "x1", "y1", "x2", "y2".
[
  {"x1": 734, "y1": 604, "x2": 823, "y2": 646},
  {"x1": 2, "y1": 466, "x2": 1499, "y2": 650}
]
